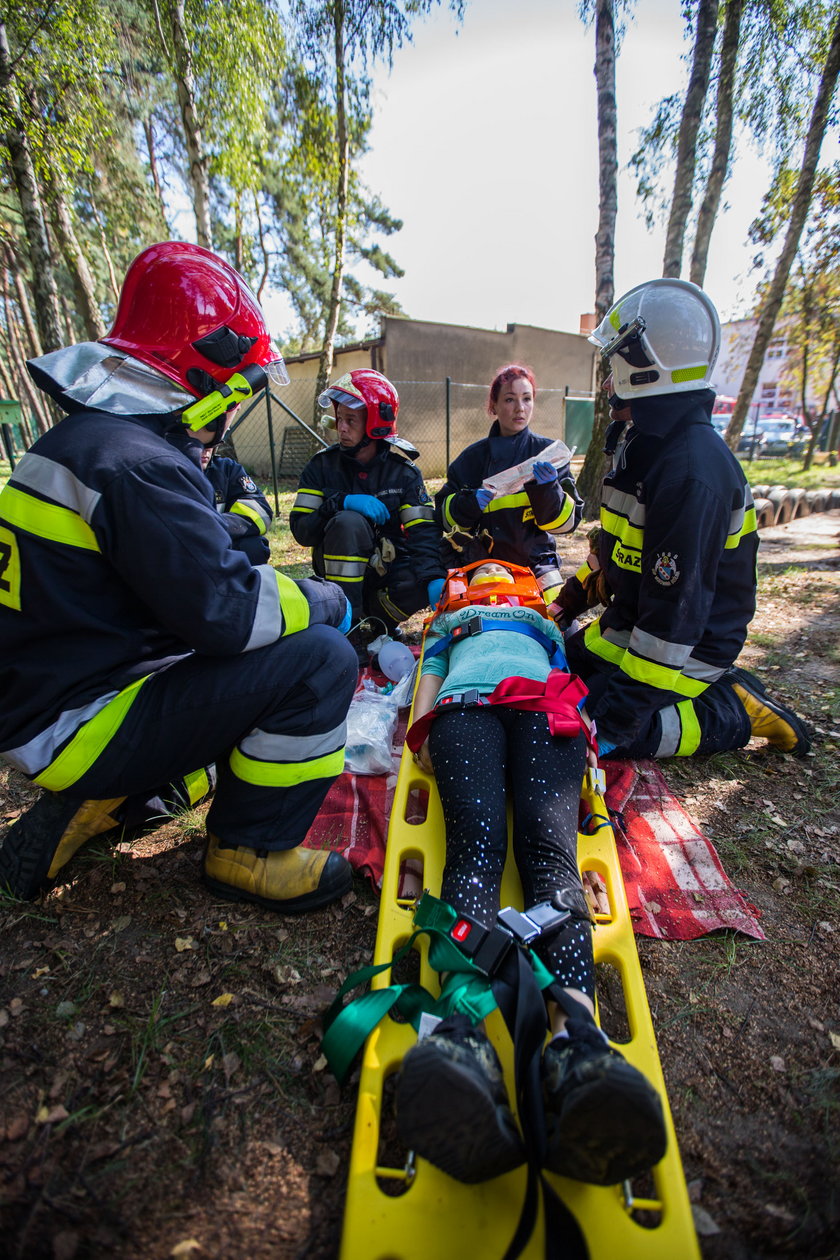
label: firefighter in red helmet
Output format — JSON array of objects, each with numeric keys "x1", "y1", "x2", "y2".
[
  {"x1": 0, "y1": 241, "x2": 358, "y2": 912},
  {"x1": 290, "y1": 368, "x2": 445, "y2": 663}
]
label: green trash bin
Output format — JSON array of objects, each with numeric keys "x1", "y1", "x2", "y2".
[{"x1": 565, "y1": 397, "x2": 594, "y2": 456}]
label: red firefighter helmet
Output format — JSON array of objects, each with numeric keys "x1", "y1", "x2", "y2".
[
  {"x1": 318, "y1": 369, "x2": 399, "y2": 439},
  {"x1": 100, "y1": 241, "x2": 288, "y2": 399},
  {"x1": 432, "y1": 561, "x2": 549, "y2": 616}
]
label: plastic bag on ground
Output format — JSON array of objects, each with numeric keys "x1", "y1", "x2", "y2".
[{"x1": 344, "y1": 688, "x2": 399, "y2": 775}]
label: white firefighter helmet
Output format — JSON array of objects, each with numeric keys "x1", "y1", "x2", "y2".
[{"x1": 589, "y1": 278, "x2": 721, "y2": 401}]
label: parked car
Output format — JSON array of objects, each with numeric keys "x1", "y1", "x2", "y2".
[
  {"x1": 737, "y1": 424, "x2": 766, "y2": 455},
  {"x1": 758, "y1": 416, "x2": 806, "y2": 458},
  {"x1": 710, "y1": 415, "x2": 729, "y2": 439}
]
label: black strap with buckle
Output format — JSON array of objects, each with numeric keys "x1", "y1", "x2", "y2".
[
  {"x1": 436, "y1": 688, "x2": 485, "y2": 708},
  {"x1": 449, "y1": 614, "x2": 485, "y2": 641}
]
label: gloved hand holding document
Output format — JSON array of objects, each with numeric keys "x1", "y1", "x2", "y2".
[{"x1": 481, "y1": 439, "x2": 573, "y2": 497}]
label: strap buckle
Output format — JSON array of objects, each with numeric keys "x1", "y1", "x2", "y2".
[
  {"x1": 438, "y1": 689, "x2": 483, "y2": 708},
  {"x1": 448, "y1": 910, "x2": 514, "y2": 976},
  {"x1": 497, "y1": 902, "x2": 572, "y2": 944},
  {"x1": 450, "y1": 615, "x2": 484, "y2": 642}
]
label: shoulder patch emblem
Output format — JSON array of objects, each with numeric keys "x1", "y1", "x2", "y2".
[
  {"x1": 652, "y1": 552, "x2": 680, "y2": 586},
  {"x1": 238, "y1": 475, "x2": 258, "y2": 493}
]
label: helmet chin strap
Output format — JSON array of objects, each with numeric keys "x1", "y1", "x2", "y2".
[{"x1": 339, "y1": 434, "x2": 373, "y2": 459}]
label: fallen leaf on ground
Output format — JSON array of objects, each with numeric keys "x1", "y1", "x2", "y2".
[
  {"x1": 170, "y1": 1241, "x2": 203, "y2": 1257},
  {"x1": 315, "y1": 1149, "x2": 341, "y2": 1176}
]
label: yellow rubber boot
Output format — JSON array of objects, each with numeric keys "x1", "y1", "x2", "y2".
[
  {"x1": 203, "y1": 834, "x2": 352, "y2": 913},
  {"x1": 729, "y1": 667, "x2": 811, "y2": 756},
  {"x1": 0, "y1": 793, "x2": 127, "y2": 900}
]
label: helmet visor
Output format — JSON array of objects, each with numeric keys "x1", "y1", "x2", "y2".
[
  {"x1": 597, "y1": 316, "x2": 652, "y2": 366},
  {"x1": 317, "y1": 386, "x2": 365, "y2": 412},
  {"x1": 266, "y1": 348, "x2": 290, "y2": 387}
]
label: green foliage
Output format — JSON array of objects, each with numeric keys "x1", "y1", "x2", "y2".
[
  {"x1": 0, "y1": 1, "x2": 119, "y2": 180},
  {"x1": 630, "y1": 0, "x2": 838, "y2": 267}
]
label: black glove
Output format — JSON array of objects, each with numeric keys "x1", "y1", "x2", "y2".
[{"x1": 295, "y1": 577, "x2": 349, "y2": 628}]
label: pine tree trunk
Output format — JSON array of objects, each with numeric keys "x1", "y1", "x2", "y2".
[
  {"x1": 47, "y1": 177, "x2": 105, "y2": 339},
  {"x1": 10, "y1": 258, "x2": 42, "y2": 358},
  {"x1": 168, "y1": 0, "x2": 212, "y2": 249},
  {"x1": 0, "y1": 23, "x2": 63, "y2": 354},
  {"x1": 576, "y1": 0, "x2": 617, "y2": 519},
  {"x1": 690, "y1": 0, "x2": 742, "y2": 286},
  {"x1": 662, "y1": 0, "x2": 719, "y2": 279},
  {"x1": 314, "y1": 0, "x2": 349, "y2": 425},
  {"x1": 143, "y1": 116, "x2": 170, "y2": 233},
  {"x1": 726, "y1": 10, "x2": 840, "y2": 450}
]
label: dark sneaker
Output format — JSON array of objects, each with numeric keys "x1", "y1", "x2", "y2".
[
  {"x1": 0, "y1": 792, "x2": 128, "y2": 900},
  {"x1": 542, "y1": 1019, "x2": 667, "y2": 1185},
  {"x1": 728, "y1": 666, "x2": 811, "y2": 756},
  {"x1": 395, "y1": 1013, "x2": 524, "y2": 1183}
]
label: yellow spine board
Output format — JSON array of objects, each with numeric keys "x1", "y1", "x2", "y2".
[{"x1": 340, "y1": 747, "x2": 700, "y2": 1260}]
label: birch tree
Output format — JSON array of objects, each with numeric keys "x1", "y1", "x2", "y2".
[
  {"x1": 724, "y1": 9, "x2": 840, "y2": 449},
  {"x1": 293, "y1": 0, "x2": 462, "y2": 418},
  {"x1": 662, "y1": 0, "x2": 719, "y2": 278},
  {"x1": 689, "y1": 0, "x2": 743, "y2": 284},
  {"x1": 575, "y1": 0, "x2": 622, "y2": 518}
]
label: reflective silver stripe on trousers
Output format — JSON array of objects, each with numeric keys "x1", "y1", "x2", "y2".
[
  {"x1": 238, "y1": 721, "x2": 347, "y2": 763},
  {"x1": 1, "y1": 691, "x2": 118, "y2": 777},
  {"x1": 655, "y1": 705, "x2": 682, "y2": 757}
]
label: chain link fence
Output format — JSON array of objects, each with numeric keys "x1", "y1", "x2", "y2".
[{"x1": 227, "y1": 377, "x2": 595, "y2": 506}]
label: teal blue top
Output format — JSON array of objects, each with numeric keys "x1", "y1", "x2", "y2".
[{"x1": 421, "y1": 605, "x2": 568, "y2": 704}]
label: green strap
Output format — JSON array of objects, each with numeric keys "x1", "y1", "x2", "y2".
[{"x1": 320, "y1": 893, "x2": 558, "y2": 1083}]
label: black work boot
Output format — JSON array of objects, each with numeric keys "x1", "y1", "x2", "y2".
[
  {"x1": 395, "y1": 1013, "x2": 525, "y2": 1183},
  {"x1": 0, "y1": 792, "x2": 128, "y2": 900},
  {"x1": 542, "y1": 1019, "x2": 667, "y2": 1185},
  {"x1": 727, "y1": 667, "x2": 811, "y2": 756}
]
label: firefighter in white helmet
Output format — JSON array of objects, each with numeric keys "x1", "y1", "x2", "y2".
[{"x1": 553, "y1": 278, "x2": 810, "y2": 760}]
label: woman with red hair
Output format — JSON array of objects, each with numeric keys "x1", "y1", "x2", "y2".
[{"x1": 435, "y1": 364, "x2": 582, "y2": 605}]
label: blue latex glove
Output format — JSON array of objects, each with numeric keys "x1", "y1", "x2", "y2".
[
  {"x1": 532, "y1": 460, "x2": 558, "y2": 484},
  {"x1": 344, "y1": 493, "x2": 389, "y2": 524},
  {"x1": 338, "y1": 596, "x2": 353, "y2": 635},
  {"x1": 427, "y1": 578, "x2": 445, "y2": 607},
  {"x1": 475, "y1": 487, "x2": 494, "y2": 511},
  {"x1": 598, "y1": 739, "x2": 616, "y2": 758}
]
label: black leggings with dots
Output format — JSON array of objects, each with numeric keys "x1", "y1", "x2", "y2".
[{"x1": 428, "y1": 705, "x2": 595, "y2": 1000}]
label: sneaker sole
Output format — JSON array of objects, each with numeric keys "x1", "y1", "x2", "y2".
[
  {"x1": 545, "y1": 1058, "x2": 667, "y2": 1185},
  {"x1": 729, "y1": 666, "x2": 812, "y2": 757},
  {"x1": 396, "y1": 1043, "x2": 524, "y2": 1183}
]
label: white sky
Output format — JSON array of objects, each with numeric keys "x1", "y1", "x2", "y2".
[{"x1": 269, "y1": 0, "x2": 781, "y2": 341}]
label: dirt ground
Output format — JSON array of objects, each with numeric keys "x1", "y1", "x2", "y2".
[{"x1": 1, "y1": 511, "x2": 839, "y2": 1260}]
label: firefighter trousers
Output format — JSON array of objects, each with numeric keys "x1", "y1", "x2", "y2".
[
  {"x1": 42, "y1": 625, "x2": 358, "y2": 851},
  {"x1": 315, "y1": 509, "x2": 430, "y2": 630},
  {"x1": 565, "y1": 635, "x2": 750, "y2": 759}
]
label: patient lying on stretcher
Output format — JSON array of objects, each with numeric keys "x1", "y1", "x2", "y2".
[{"x1": 396, "y1": 561, "x2": 667, "y2": 1185}]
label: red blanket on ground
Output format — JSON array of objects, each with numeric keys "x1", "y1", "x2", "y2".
[{"x1": 304, "y1": 672, "x2": 764, "y2": 942}]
